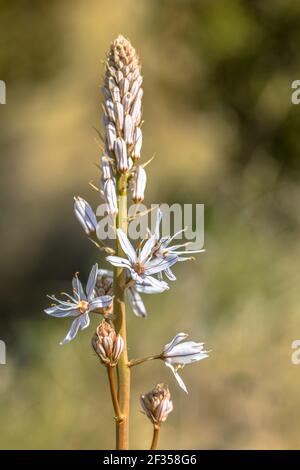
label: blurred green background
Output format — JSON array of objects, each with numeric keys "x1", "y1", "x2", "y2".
[{"x1": 1, "y1": 0, "x2": 300, "y2": 449}]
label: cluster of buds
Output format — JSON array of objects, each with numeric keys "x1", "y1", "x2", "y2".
[
  {"x1": 140, "y1": 384, "x2": 173, "y2": 426},
  {"x1": 100, "y1": 34, "x2": 146, "y2": 215},
  {"x1": 92, "y1": 320, "x2": 124, "y2": 366}
]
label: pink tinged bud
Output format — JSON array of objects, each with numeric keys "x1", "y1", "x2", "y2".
[
  {"x1": 131, "y1": 76, "x2": 143, "y2": 100},
  {"x1": 116, "y1": 70, "x2": 123, "y2": 83},
  {"x1": 104, "y1": 179, "x2": 118, "y2": 216},
  {"x1": 114, "y1": 101, "x2": 124, "y2": 130},
  {"x1": 131, "y1": 98, "x2": 142, "y2": 125},
  {"x1": 114, "y1": 137, "x2": 128, "y2": 172},
  {"x1": 140, "y1": 384, "x2": 173, "y2": 426},
  {"x1": 105, "y1": 100, "x2": 115, "y2": 122},
  {"x1": 127, "y1": 72, "x2": 133, "y2": 84},
  {"x1": 132, "y1": 68, "x2": 140, "y2": 80},
  {"x1": 133, "y1": 166, "x2": 146, "y2": 203},
  {"x1": 111, "y1": 86, "x2": 120, "y2": 103},
  {"x1": 101, "y1": 156, "x2": 112, "y2": 180},
  {"x1": 92, "y1": 320, "x2": 124, "y2": 366},
  {"x1": 122, "y1": 92, "x2": 132, "y2": 114},
  {"x1": 106, "y1": 123, "x2": 116, "y2": 151},
  {"x1": 120, "y1": 78, "x2": 129, "y2": 95},
  {"x1": 124, "y1": 115, "x2": 134, "y2": 145},
  {"x1": 123, "y1": 65, "x2": 130, "y2": 76},
  {"x1": 132, "y1": 127, "x2": 142, "y2": 160},
  {"x1": 137, "y1": 88, "x2": 143, "y2": 100}
]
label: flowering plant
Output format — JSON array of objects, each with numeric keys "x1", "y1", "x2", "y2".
[{"x1": 44, "y1": 35, "x2": 209, "y2": 450}]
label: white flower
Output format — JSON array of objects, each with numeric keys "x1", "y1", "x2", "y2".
[
  {"x1": 152, "y1": 208, "x2": 205, "y2": 281},
  {"x1": 106, "y1": 229, "x2": 177, "y2": 288},
  {"x1": 74, "y1": 197, "x2": 97, "y2": 236},
  {"x1": 161, "y1": 333, "x2": 209, "y2": 393},
  {"x1": 96, "y1": 268, "x2": 169, "y2": 318},
  {"x1": 44, "y1": 264, "x2": 113, "y2": 345}
]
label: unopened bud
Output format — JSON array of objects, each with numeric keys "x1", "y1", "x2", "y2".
[
  {"x1": 114, "y1": 137, "x2": 128, "y2": 172},
  {"x1": 140, "y1": 384, "x2": 173, "y2": 426},
  {"x1": 124, "y1": 114, "x2": 134, "y2": 145},
  {"x1": 132, "y1": 127, "x2": 142, "y2": 160},
  {"x1": 132, "y1": 166, "x2": 146, "y2": 203},
  {"x1": 114, "y1": 101, "x2": 124, "y2": 130},
  {"x1": 92, "y1": 320, "x2": 124, "y2": 366},
  {"x1": 104, "y1": 179, "x2": 118, "y2": 216},
  {"x1": 131, "y1": 98, "x2": 142, "y2": 125},
  {"x1": 106, "y1": 123, "x2": 116, "y2": 151},
  {"x1": 101, "y1": 156, "x2": 112, "y2": 180},
  {"x1": 74, "y1": 197, "x2": 97, "y2": 235}
]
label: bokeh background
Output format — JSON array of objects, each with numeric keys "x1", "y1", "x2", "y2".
[{"x1": 1, "y1": 0, "x2": 300, "y2": 449}]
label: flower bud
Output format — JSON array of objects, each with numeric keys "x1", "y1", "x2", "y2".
[
  {"x1": 104, "y1": 179, "x2": 118, "y2": 216},
  {"x1": 106, "y1": 123, "x2": 116, "y2": 151},
  {"x1": 114, "y1": 101, "x2": 124, "y2": 130},
  {"x1": 101, "y1": 156, "x2": 112, "y2": 180},
  {"x1": 132, "y1": 166, "x2": 146, "y2": 203},
  {"x1": 74, "y1": 197, "x2": 97, "y2": 235},
  {"x1": 105, "y1": 99, "x2": 115, "y2": 122},
  {"x1": 92, "y1": 320, "x2": 124, "y2": 366},
  {"x1": 114, "y1": 137, "x2": 128, "y2": 172},
  {"x1": 124, "y1": 114, "x2": 134, "y2": 145},
  {"x1": 131, "y1": 97, "x2": 142, "y2": 125},
  {"x1": 140, "y1": 384, "x2": 173, "y2": 426},
  {"x1": 122, "y1": 92, "x2": 132, "y2": 114},
  {"x1": 131, "y1": 76, "x2": 143, "y2": 100},
  {"x1": 132, "y1": 127, "x2": 142, "y2": 160},
  {"x1": 111, "y1": 86, "x2": 120, "y2": 103}
]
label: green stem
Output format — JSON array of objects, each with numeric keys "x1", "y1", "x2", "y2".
[
  {"x1": 114, "y1": 172, "x2": 130, "y2": 450},
  {"x1": 129, "y1": 354, "x2": 161, "y2": 367}
]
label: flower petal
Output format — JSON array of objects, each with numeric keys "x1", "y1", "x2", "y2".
[
  {"x1": 44, "y1": 306, "x2": 79, "y2": 318},
  {"x1": 145, "y1": 254, "x2": 178, "y2": 276},
  {"x1": 163, "y1": 333, "x2": 189, "y2": 354},
  {"x1": 165, "y1": 362, "x2": 188, "y2": 394},
  {"x1": 89, "y1": 295, "x2": 113, "y2": 310},
  {"x1": 154, "y1": 208, "x2": 162, "y2": 239},
  {"x1": 135, "y1": 277, "x2": 169, "y2": 294},
  {"x1": 139, "y1": 235, "x2": 157, "y2": 264},
  {"x1": 79, "y1": 312, "x2": 90, "y2": 330},
  {"x1": 117, "y1": 229, "x2": 137, "y2": 264},
  {"x1": 127, "y1": 287, "x2": 147, "y2": 318},
  {"x1": 106, "y1": 255, "x2": 132, "y2": 269},
  {"x1": 60, "y1": 317, "x2": 82, "y2": 345},
  {"x1": 72, "y1": 275, "x2": 86, "y2": 301},
  {"x1": 86, "y1": 263, "x2": 98, "y2": 300},
  {"x1": 164, "y1": 267, "x2": 176, "y2": 281}
]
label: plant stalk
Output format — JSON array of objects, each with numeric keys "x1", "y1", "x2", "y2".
[
  {"x1": 106, "y1": 366, "x2": 123, "y2": 421},
  {"x1": 150, "y1": 425, "x2": 160, "y2": 450},
  {"x1": 114, "y1": 172, "x2": 130, "y2": 449}
]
